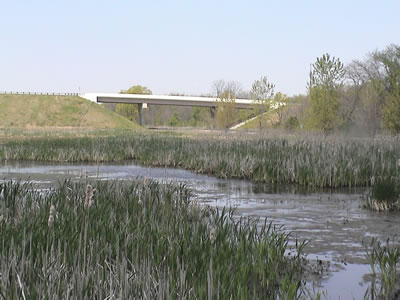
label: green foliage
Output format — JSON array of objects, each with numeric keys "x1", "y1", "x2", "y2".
[
  {"x1": 382, "y1": 94, "x2": 400, "y2": 134},
  {"x1": 364, "y1": 237, "x2": 400, "y2": 299},
  {"x1": 0, "y1": 180, "x2": 305, "y2": 298},
  {"x1": 251, "y1": 76, "x2": 275, "y2": 104},
  {"x1": 115, "y1": 103, "x2": 138, "y2": 122},
  {"x1": 371, "y1": 180, "x2": 398, "y2": 202},
  {"x1": 216, "y1": 91, "x2": 236, "y2": 129},
  {"x1": 273, "y1": 92, "x2": 289, "y2": 125},
  {"x1": 364, "y1": 179, "x2": 400, "y2": 211},
  {"x1": 120, "y1": 85, "x2": 152, "y2": 95},
  {"x1": 308, "y1": 54, "x2": 345, "y2": 133},
  {"x1": 285, "y1": 116, "x2": 300, "y2": 130},
  {"x1": 115, "y1": 85, "x2": 152, "y2": 123},
  {"x1": 189, "y1": 107, "x2": 202, "y2": 126},
  {"x1": 251, "y1": 76, "x2": 275, "y2": 129},
  {"x1": 374, "y1": 45, "x2": 400, "y2": 134},
  {"x1": 167, "y1": 112, "x2": 180, "y2": 126}
]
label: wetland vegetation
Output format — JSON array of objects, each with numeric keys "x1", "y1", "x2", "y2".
[
  {"x1": 363, "y1": 179, "x2": 400, "y2": 212},
  {"x1": 1, "y1": 131, "x2": 399, "y2": 188},
  {"x1": 0, "y1": 179, "x2": 306, "y2": 299},
  {"x1": 364, "y1": 238, "x2": 400, "y2": 299}
]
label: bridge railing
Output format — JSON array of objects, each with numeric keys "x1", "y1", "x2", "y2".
[{"x1": 0, "y1": 91, "x2": 80, "y2": 96}]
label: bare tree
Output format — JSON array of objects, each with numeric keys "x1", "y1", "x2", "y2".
[
  {"x1": 225, "y1": 81, "x2": 242, "y2": 99},
  {"x1": 212, "y1": 80, "x2": 226, "y2": 97},
  {"x1": 343, "y1": 58, "x2": 387, "y2": 135}
]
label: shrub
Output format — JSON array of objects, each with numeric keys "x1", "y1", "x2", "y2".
[
  {"x1": 285, "y1": 116, "x2": 300, "y2": 130},
  {"x1": 364, "y1": 179, "x2": 400, "y2": 211}
]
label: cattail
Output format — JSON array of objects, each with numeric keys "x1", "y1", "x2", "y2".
[
  {"x1": 48, "y1": 205, "x2": 55, "y2": 228},
  {"x1": 397, "y1": 158, "x2": 400, "y2": 168},
  {"x1": 370, "y1": 176, "x2": 376, "y2": 185},
  {"x1": 209, "y1": 227, "x2": 216, "y2": 243},
  {"x1": 84, "y1": 184, "x2": 96, "y2": 209}
]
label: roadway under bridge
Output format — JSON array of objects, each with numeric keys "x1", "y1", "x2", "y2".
[{"x1": 80, "y1": 93, "x2": 256, "y2": 126}]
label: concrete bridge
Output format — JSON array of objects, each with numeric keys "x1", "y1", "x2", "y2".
[{"x1": 80, "y1": 93, "x2": 256, "y2": 126}]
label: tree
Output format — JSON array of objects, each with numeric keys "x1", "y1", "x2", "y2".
[
  {"x1": 344, "y1": 60, "x2": 385, "y2": 135},
  {"x1": 168, "y1": 112, "x2": 180, "y2": 127},
  {"x1": 212, "y1": 80, "x2": 226, "y2": 97},
  {"x1": 373, "y1": 45, "x2": 400, "y2": 133},
  {"x1": 215, "y1": 90, "x2": 237, "y2": 129},
  {"x1": 343, "y1": 44, "x2": 400, "y2": 135},
  {"x1": 115, "y1": 85, "x2": 152, "y2": 123},
  {"x1": 251, "y1": 76, "x2": 275, "y2": 129},
  {"x1": 308, "y1": 54, "x2": 345, "y2": 133},
  {"x1": 120, "y1": 85, "x2": 152, "y2": 95},
  {"x1": 211, "y1": 80, "x2": 242, "y2": 129},
  {"x1": 273, "y1": 92, "x2": 289, "y2": 125}
]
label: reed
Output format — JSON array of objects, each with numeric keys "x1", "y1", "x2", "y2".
[
  {"x1": 0, "y1": 179, "x2": 306, "y2": 299},
  {"x1": 1, "y1": 132, "x2": 399, "y2": 188},
  {"x1": 364, "y1": 238, "x2": 400, "y2": 299}
]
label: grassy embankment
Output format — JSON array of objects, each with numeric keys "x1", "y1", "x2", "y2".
[
  {"x1": 238, "y1": 110, "x2": 280, "y2": 129},
  {"x1": 1, "y1": 132, "x2": 399, "y2": 188},
  {"x1": 0, "y1": 94, "x2": 140, "y2": 129},
  {"x1": 0, "y1": 179, "x2": 306, "y2": 299}
]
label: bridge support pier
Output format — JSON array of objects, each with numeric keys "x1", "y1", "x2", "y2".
[
  {"x1": 209, "y1": 107, "x2": 216, "y2": 119},
  {"x1": 138, "y1": 103, "x2": 144, "y2": 126}
]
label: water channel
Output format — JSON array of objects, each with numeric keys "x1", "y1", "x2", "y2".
[{"x1": 1, "y1": 161, "x2": 399, "y2": 299}]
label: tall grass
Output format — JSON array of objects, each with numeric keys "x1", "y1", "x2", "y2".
[
  {"x1": 364, "y1": 238, "x2": 400, "y2": 299},
  {"x1": 1, "y1": 132, "x2": 399, "y2": 188},
  {"x1": 0, "y1": 179, "x2": 306, "y2": 299},
  {"x1": 363, "y1": 179, "x2": 400, "y2": 211}
]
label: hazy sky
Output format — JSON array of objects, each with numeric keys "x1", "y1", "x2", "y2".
[{"x1": 1, "y1": 1, "x2": 399, "y2": 96}]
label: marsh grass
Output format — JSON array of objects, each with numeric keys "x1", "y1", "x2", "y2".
[
  {"x1": 364, "y1": 238, "x2": 400, "y2": 299},
  {"x1": 0, "y1": 179, "x2": 306, "y2": 299},
  {"x1": 363, "y1": 179, "x2": 400, "y2": 211},
  {"x1": 1, "y1": 132, "x2": 399, "y2": 188}
]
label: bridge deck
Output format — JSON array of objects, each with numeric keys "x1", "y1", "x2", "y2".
[{"x1": 80, "y1": 93, "x2": 255, "y2": 109}]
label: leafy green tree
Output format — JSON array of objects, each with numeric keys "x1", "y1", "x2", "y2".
[
  {"x1": 168, "y1": 112, "x2": 180, "y2": 127},
  {"x1": 273, "y1": 92, "x2": 289, "y2": 125},
  {"x1": 285, "y1": 116, "x2": 300, "y2": 130},
  {"x1": 189, "y1": 107, "x2": 202, "y2": 126},
  {"x1": 374, "y1": 45, "x2": 400, "y2": 133},
  {"x1": 115, "y1": 103, "x2": 138, "y2": 122},
  {"x1": 308, "y1": 54, "x2": 345, "y2": 133},
  {"x1": 216, "y1": 90, "x2": 236, "y2": 129},
  {"x1": 115, "y1": 85, "x2": 152, "y2": 122},
  {"x1": 120, "y1": 85, "x2": 152, "y2": 95},
  {"x1": 251, "y1": 76, "x2": 275, "y2": 129}
]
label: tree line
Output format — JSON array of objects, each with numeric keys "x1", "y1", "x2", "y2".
[
  {"x1": 308, "y1": 44, "x2": 400, "y2": 135},
  {"x1": 110, "y1": 43, "x2": 399, "y2": 135}
]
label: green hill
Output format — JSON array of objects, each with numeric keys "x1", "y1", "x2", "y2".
[{"x1": 0, "y1": 94, "x2": 140, "y2": 129}]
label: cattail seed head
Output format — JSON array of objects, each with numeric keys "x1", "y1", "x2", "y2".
[
  {"x1": 84, "y1": 184, "x2": 96, "y2": 209},
  {"x1": 48, "y1": 205, "x2": 55, "y2": 228},
  {"x1": 209, "y1": 227, "x2": 216, "y2": 243},
  {"x1": 370, "y1": 176, "x2": 375, "y2": 185}
]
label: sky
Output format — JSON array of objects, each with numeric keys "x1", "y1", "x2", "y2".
[{"x1": 1, "y1": 1, "x2": 399, "y2": 96}]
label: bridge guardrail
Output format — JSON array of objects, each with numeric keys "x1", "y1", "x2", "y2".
[{"x1": 0, "y1": 91, "x2": 80, "y2": 96}]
